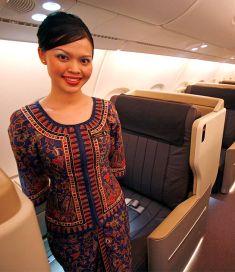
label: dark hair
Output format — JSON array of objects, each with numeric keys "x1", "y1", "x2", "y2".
[{"x1": 37, "y1": 12, "x2": 94, "y2": 55}]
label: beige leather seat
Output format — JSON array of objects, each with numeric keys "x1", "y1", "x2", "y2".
[
  {"x1": 122, "y1": 90, "x2": 225, "y2": 271},
  {"x1": 0, "y1": 168, "x2": 50, "y2": 271}
]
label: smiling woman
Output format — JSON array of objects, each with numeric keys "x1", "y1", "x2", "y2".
[
  {"x1": 38, "y1": 38, "x2": 93, "y2": 96},
  {"x1": 8, "y1": 11, "x2": 132, "y2": 272}
]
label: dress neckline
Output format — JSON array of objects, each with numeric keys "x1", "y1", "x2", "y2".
[{"x1": 35, "y1": 97, "x2": 96, "y2": 128}]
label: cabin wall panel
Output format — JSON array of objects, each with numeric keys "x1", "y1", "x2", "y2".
[
  {"x1": 1, "y1": 39, "x2": 235, "y2": 177},
  {"x1": 94, "y1": 50, "x2": 187, "y2": 97},
  {"x1": 0, "y1": 40, "x2": 49, "y2": 177},
  {"x1": 174, "y1": 59, "x2": 222, "y2": 90}
]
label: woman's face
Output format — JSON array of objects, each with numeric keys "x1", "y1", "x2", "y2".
[{"x1": 38, "y1": 38, "x2": 93, "y2": 94}]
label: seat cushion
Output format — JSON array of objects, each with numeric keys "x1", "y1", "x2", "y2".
[{"x1": 122, "y1": 186, "x2": 171, "y2": 271}]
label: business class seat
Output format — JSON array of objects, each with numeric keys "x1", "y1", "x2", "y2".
[
  {"x1": 111, "y1": 90, "x2": 225, "y2": 271},
  {"x1": 185, "y1": 83, "x2": 235, "y2": 193},
  {"x1": 0, "y1": 168, "x2": 49, "y2": 271}
]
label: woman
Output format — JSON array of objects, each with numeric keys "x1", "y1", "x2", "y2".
[{"x1": 8, "y1": 11, "x2": 132, "y2": 272}]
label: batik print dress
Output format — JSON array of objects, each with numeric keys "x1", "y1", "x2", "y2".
[{"x1": 8, "y1": 97, "x2": 132, "y2": 272}]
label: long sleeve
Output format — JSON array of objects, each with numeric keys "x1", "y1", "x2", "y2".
[
  {"x1": 8, "y1": 109, "x2": 49, "y2": 206},
  {"x1": 108, "y1": 102, "x2": 126, "y2": 179}
]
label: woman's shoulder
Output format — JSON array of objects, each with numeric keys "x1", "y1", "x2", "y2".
[
  {"x1": 94, "y1": 97, "x2": 115, "y2": 108},
  {"x1": 9, "y1": 101, "x2": 37, "y2": 127},
  {"x1": 10, "y1": 108, "x2": 26, "y2": 125},
  {"x1": 92, "y1": 97, "x2": 113, "y2": 113}
]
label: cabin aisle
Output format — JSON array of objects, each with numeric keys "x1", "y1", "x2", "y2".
[
  {"x1": 187, "y1": 189, "x2": 235, "y2": 271},
  {"x1": 44, "y1": 239, "x2": 63, "y2": 272}
]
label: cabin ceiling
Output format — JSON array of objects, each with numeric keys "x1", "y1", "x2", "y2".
[{"x1": 0, "y1": 0, "x2": 235, "y2": 63}]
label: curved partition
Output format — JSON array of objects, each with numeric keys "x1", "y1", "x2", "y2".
[
  {"x1": 185, "y1": 83, "x2": 235, "y2": 193},
  {"x1": 0, "y1": 168, "x2": 49, "y2": 271}
]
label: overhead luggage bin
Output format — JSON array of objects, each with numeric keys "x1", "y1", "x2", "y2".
[
  {"x1": 0, "y1": 168, "x2": 50, "y2": 272},
  {"x1": 112, "y1": 90, "x2": 225, "y2": 271},
  {"x1": 185, "y1": 83, "x2": 235, "y2": 193}
]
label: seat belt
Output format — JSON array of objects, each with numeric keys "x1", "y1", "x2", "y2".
[{"x1": 125, "y1": 198, "x2": 145, "y2": 214}]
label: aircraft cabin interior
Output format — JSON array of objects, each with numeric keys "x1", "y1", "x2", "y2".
[{"x1": 0, "y1": 0, "x2": 235, "y2": 271}]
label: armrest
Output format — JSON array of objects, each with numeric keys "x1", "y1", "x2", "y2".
[
  {"x1": 148, "y1": 186, "x2": 210, "y2": 271},
  {"x1": 221, "y1": 142, "x2": 235, "y2": 193}
]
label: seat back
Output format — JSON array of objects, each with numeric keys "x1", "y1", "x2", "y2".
[
  {"x1": 113, "y1": 94, "x2": 198, "y2": 209},
  {"x1": 0, "y1": 168, "x2": 49, "y2": 271}
]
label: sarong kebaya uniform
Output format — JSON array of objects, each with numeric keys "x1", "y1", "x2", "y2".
[{"x1": 8, "y1": 98, "x2": 132, "y2": 271}]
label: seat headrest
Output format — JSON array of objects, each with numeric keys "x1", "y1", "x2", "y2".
[
  {"x1": 114, "y1": 94, "x2": 193, "y2": 146},
  {"x1": 186, "y1": 84, "x2": 235, "y2": 110}
]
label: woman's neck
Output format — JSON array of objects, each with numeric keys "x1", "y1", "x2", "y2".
[{"x1": 41, "y1": 89, "x2": 88, "y2": 109}]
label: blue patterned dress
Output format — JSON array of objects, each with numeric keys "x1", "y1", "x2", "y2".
[{"x1": 8, "y1": 97, "x2": 132, "y2": 271}]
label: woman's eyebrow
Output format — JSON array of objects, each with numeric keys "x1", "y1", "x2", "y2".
[
  {"x1": 53, "y1": 48, "x2": 92, "y2": 58},
  {"x1": 53, "y1": 48, "x2": 69, "y2": 54}
]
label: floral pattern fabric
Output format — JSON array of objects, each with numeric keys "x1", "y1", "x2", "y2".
[{"x1": 8, "y1": 97, "x2": 132, "y2": 271}]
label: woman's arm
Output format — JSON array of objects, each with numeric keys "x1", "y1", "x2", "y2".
[
  {"x1": 8, "y1": 110, "x2": 49, "y2": 207},
  {"x1": 108, "y1": 102, "x2": 126, "y2": 179}
]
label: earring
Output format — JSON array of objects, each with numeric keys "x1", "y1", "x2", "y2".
[{"x1": 42, "y1": 60, "x2": 46, "y2": 64}]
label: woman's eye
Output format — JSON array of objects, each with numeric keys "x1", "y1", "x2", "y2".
[
  {"x1": 57, "y1": 54, "x2": 69, "y2": 61},
  {"x1": 81, "y1": 58, "x2": 91, "y2": 64}
]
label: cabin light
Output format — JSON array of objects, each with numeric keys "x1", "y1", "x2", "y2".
[
  {"x1": 42, "y1": 2, "x2": 61, "y2": 11},
  {"x1": 191, "y1": 47, "x2": 198, "y2": 51},
  {"x1": 200, "y1": 44, "x2": 208, "y2": 48},
  {"x1": 32, "y1": 14, "x2": 47, "y2": 22},
  {"x1": 230, "y1": 57, "x2": 235, "y2": 60}
]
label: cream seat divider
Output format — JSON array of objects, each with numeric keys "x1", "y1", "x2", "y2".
[{"x1": 0, "y1": 168, "x2": 50, "y2": 272}]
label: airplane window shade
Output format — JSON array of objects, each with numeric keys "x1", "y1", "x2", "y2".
[
  {"x1": 105, "y1": 87, "x2": 129, "y2": 100},
  {"x1": 150, "y1": 83, "x2": 165, "y2": 91}
]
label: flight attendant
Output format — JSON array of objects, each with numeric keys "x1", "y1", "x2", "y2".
[{"x1": 8, "y1": 11, "x2": 132, "y2": 271}]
